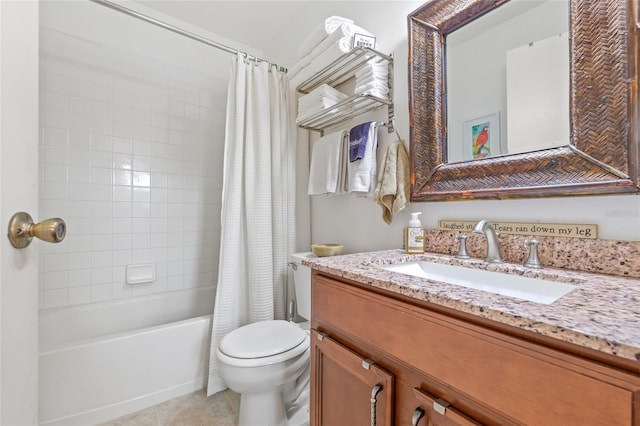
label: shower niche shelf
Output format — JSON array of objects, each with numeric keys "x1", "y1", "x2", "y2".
[{"x1": 295, "y1": 46, "x2": 394, "y2": 133}]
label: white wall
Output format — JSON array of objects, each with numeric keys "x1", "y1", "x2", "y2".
[
  {"x1": 38, "y1": 1, "x2": 255, "y2": 308},
  {"x1": 276, "y1": 1, "x2": 639, "y2": 253}
]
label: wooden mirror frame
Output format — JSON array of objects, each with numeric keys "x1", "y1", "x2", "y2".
[{"x1": 408, "y1": 0, "x2": 639, "y2": 201}]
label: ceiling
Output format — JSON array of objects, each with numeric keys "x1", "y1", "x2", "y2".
[{"x1": 135, "y1": 1, "x2": 420, "y2": 66}]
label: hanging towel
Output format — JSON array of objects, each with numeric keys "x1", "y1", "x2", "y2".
[
  {"x1": 308, "y1": 130, "x2": 347, "y2": 195},
  {"x1": 349, "y1": 122, "x2": 374, "y2": 162},
  {"x1": 347, "y1": 122, "x2": 379, "y2": 195},
  {"x1": 374, "y1": 140, "x2": 410, "y2": 224}
]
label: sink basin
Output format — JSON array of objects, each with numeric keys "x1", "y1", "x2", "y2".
[{"x1": 382, "y1": 261, "x2": 575, "y2": 304}]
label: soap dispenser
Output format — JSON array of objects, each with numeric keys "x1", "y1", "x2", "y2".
[{"x1": 405, "y1": 212, "x2": 425, "y2": 254}]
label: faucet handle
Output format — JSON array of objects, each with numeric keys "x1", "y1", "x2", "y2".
[
  {"x1": 523, "y1": 239, "x2": 543, "y2": 269},
  {"x1": 455, "y1": 234, "x2": 470, "y2": 259}
]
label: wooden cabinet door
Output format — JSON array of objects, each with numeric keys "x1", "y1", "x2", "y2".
[
  {"x1": 411, "y1": 388, "x2": 483, "y2": 426},
  {"x1": 310, "y1": 329, "x2": 394, "y2": 426}
]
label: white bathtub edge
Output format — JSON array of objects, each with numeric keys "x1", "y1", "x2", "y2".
[{"x1": 39, "y1": 378, "x2": 206, "y2": 426}]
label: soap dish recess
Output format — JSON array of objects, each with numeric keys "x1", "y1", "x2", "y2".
[{"x1": 311, "y1": 244, "x2": 344, "y2": 257}]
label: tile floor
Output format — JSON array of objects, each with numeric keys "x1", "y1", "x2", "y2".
[{"x1": 101, "y1": 389, "x2": 240, "y2": 426}]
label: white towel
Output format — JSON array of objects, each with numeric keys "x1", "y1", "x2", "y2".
[
  {"x1": 290, "y1": 39, "x2": 354, "y2": 88},
  {"x1": 298, "y1": 16, "x2": 354, "y2": 59},
  {"x1": 355, "y1": 82, "x2": 389, "y2": 98},
  {"x1": 296, "y1": 85, "x2": 348, "y2": 124},
  {"x1": 355, "y1": 60, "x2": 388, "y2": 77},
  {"x1": 347, "y1": 122, "x2": 379, "y2": 195},
  {"x1": 355, "y1": 74, "x2": 388, "y2": 87},
  {"x1": 374, "y1": 140, "x2": 410, "y2": 224},
  {"x1": 308, "y1": 130, "x2": 347, "y2": 195},
  {"x1": 355, "y1": 70, "x2": 389, "y2": 81},
  {"x1": 290, "y1": 23, "x2": 375, "y2": 86},
  {"x1": 298, "y1": 84, "x2": 347, "y2": 108},
  {"x1": 288, "y1": 55, "x2": 313, "y2": 79},
  {"x1": 308, "y1": 24, "x2": 373, "y2": 59}
]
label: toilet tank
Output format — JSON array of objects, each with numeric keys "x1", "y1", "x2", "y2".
[{"x1": 289, "y1": 252, "x2": 314, "y2": 320}]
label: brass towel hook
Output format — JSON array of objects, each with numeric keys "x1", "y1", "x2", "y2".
[{"x1": 8, "y1": 212, "x2": 66, "y2": 249}]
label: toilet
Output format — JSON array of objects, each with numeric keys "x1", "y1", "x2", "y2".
[{"x1": 216, "y1": 252, "x2": 314, "y2": 426}]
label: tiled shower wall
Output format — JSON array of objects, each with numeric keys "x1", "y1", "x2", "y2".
[{"x1": 38, "y1": 28, "x2": 227, "y2": 308}]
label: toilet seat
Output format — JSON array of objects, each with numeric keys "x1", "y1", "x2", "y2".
[{"x1": 218, "y1": 320, "x2": 310, "y2": 368}]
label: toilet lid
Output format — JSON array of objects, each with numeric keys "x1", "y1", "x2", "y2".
[{"x1": 219, "y1": 320, "x2": 306, "y2": 359}]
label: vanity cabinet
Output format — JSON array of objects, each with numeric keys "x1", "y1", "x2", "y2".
[
  {"x1": 311, "y1": 330, "x2": 394, "y2": 425},
  {"x1": 310, "y1": 272, "x2": 640, "y2": 426}
]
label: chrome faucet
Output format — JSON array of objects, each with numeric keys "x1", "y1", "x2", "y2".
[{"x1": 472, "y1": 220, "x2": 503, "y2": 263}]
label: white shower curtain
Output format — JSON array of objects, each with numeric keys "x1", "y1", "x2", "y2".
[{"x1": 207, "y1": 54, "x2": 296, "y2": 396}]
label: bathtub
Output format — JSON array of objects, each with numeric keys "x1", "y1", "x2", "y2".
[{"x1": 38, "y1": 286, "x2": 215, "y2": 425}]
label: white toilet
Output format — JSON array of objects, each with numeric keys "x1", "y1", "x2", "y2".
[{"x1": 216, "y1": 252, "x2": 314, "y2": 426}]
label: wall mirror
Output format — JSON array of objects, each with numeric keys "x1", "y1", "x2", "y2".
[{"x1": 408, "y1": 0, "x2": 639, "y2": 201}]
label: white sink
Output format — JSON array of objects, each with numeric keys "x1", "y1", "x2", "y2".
[{"x1": 382, "y1": 261, "x2": 575, "y2": 304}]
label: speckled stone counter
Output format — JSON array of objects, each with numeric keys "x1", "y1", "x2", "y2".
[{"x1": 303, "y1": 249, "x2": 640, "y2": 363}]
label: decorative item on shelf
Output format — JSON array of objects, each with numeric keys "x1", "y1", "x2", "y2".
[
  {"x1": 311, "y1": 243, "x2": 344, "y2": 257},
  {"x1": 353, "y1": 34, "x2": 376, "y2": 49}
]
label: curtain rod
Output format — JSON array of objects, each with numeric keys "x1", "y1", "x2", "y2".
[{"x1": 89, "y1": 0, "x2": 286, "y2": 72}]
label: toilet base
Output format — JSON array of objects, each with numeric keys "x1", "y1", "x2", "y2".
[{"x1": 239, "y1": 390, "x2": 286, "y2": 426}]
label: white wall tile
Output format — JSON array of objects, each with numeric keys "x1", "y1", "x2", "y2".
[
  {"x1": 68, "y1": 269, "x2": 92, "y2": 287},
  {"x1": 114, "y1": 185, "x2": 132, "y2": 202},
  {"x1": 91, "y1": 283, "x2": 113, "y2": 302},
  {"x1": 90, "y1": 150, "x2": 112, "y2": 168},
  {"x1": 133, "y1": 140, "x2": 152, "y2": 157},
  {"x1": 133, "y1": 187, "x2": 151, "y2": 203},
  {"x1": 113, "y1": 250, "x2": 132, "y2": 266},
  {"x1": 91, "y1": 133, "x2": 112, "y2": 151},
  {"x1": 113, "y1": 201, "x2": 132, "y2": 217},
  {"x1": 91, "y1": 234, "x2": 113, "y2": 252},
  {"x1": 91, "y1": 267, "x2": 113, "y2": 285},
  {"x1": 113, "y1": 218, "x2": 133, "y2": 234},
  {"x1": 68, "y1": 286, "x2": 92, "y2": 305},
  {"x1": 42, "y1": 126, "x2": 68, "y2": 146},
  {"x1": 69, "y1": 252, "x2": 91, "y2": 270},
  {"x1": 68, "y1": 112, "x2": 93, "y2": 132},
  {"x1": 68, "y1": 165, "x2": 91, "y2": 183},
  {"x1": 91, "y1": 186, "x2": 113, "y2": 203},
  {"x1": 44, "y1": 289, "x2": 69, "y2": 308},
  {"x1": 39, "y1": 30, "x2": 224, "y2": 308},
  {"x1": 114, "y1": 170, "x2": 132, "y2": 186},
  {"x1": 112, "y1": 234, "x2": 132, "y2": 251},
  {"x1": 67, "y1": 234, "x2": 91, "y2": 253},
  {"x1": 43, "y1": 271, "x2": 69, "y2": 290},
  {"x1": 42, "y1": 144, "x2": 68, "y2": 164}
]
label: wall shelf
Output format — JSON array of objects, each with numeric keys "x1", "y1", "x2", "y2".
[
  {"x1": 297, "y1": 94, "x2": 391, "y2": 131},
  {"x1": 295, "y1": 46, "x2": 394, "y2": 133}
]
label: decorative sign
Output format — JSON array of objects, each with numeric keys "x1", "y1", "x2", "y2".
[
  {"x1": 438, "y1": 220, "x2": 598, "y2": 239},
  {"x1": 353, "y1": 34, "x2": 376, "y2": 49}
]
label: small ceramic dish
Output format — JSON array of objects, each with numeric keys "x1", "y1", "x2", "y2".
[{"x1": 311, "y1": 243, "x2": 344, "y2": 257}]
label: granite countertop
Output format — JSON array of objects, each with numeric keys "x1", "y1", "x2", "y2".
[{"x1": 303, "y1": 249, "x2": 640, "y2": 363}]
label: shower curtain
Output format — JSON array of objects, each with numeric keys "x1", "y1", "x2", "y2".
[{"x1": 207, "y1": 54, "x2": 296, "y2": 396}]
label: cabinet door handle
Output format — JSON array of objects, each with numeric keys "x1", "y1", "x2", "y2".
[
  {"x1": 411, "y1": 407, "x2": 425, "y2": 426},
  {"x1": 370, "y1": 383, "x2": 383, "y2": 426}
]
